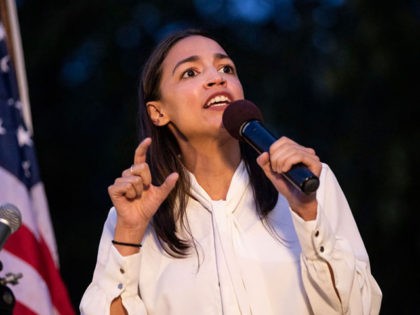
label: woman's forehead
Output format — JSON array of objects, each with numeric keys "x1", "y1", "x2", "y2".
[{"x1": 164, "y1": 35, "x2": 227, "y2": 65}]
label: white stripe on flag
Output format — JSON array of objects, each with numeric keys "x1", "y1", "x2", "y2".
[{"x1": 1, "y1": 251, "x2": 54, "y2": 315}]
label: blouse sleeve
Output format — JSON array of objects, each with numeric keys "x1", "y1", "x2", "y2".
[
  {"x1": 79, "y1": 208, "x2": 147, "y2": 315},
  {"x1": 291, "y1": 164, "x2": 382, "y2": 315}
]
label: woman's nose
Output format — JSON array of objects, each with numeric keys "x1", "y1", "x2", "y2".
[{"x1": 204, "y1": 72, "x2": 226, "y2": 88}]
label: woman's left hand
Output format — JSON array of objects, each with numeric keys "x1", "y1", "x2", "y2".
[{"x1": 256, "y1": 136, "x2": 322, "y2": 221}]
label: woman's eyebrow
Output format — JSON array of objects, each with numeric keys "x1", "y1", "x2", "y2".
[
  {"x1": 172, "y1": 55, "x2": 199, "y2": 75},
  {"x1": 172, "y1": 53, "x2": 232, "y2": 75},
  {"x1": 214, "y1": 53, "x2": 231, "y2": 61}
]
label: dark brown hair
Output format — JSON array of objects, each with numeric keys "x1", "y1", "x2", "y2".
[{"x1": 138, "y1": 29, "x2": 278, "y2": 257}]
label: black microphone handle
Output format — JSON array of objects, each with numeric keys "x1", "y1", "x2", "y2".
[
  {"x1": 240, "y1": 120, "x2": 320, "y2": 194},
  {"x1": 0, "y1": 223, "x2": 11, "y2": 251}
]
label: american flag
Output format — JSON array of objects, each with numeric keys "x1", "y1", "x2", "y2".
[{"x1": 0, "y1": 22, "x2": 75, "y2": 314}]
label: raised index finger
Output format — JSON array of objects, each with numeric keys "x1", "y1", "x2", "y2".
[{"x1": 134, "y1": 137, "x2": 152, "y2": 165}]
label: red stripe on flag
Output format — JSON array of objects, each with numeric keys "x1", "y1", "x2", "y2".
[
  {"x1": 4, "y1": 225, "x2": 75, "y2": 315},
  {"x1": 13, "y1": 301, "x2": 37, "y2": 315}
]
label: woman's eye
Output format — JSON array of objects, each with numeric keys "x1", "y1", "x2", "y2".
[
  {"x1": 219, "y1": 65, "x2": 235, "y2": 74},
  {"x1": 182, "y1": 69, "x2": 197, "y2": 79}
]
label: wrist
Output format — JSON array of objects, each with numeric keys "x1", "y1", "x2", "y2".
[
  {"x1": 113, "y1": 222, "x2": 148, "y2": 256},
  {"x1": 291, "y1": 199, "x2": 318, "y2": 221},
  {"x1": 114, "y1": 223, "x2": 146, "y2": 243}
]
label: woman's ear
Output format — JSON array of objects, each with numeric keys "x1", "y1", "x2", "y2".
[{"x1": 146, "y1": 102, "x2": 170, "y2": 126}]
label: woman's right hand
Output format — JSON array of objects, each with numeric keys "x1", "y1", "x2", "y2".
[{"x1": 108, "y1": 138, "x2": 179, "y2": 252}]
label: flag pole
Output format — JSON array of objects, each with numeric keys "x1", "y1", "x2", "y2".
[{"x1": 2, "y1": 0, "x2": 32, "y2": 134}]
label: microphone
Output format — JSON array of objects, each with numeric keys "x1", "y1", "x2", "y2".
[
  {"x1": 222, "y1": 99, "x2": 320, "y2": 194},
  {"x1": 0, "y1": 203, "x2": 22, "y2": 251}
]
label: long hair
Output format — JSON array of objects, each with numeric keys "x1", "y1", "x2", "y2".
[{"x1": 138, "y1": 29, "x2": 278, "y2": 257}]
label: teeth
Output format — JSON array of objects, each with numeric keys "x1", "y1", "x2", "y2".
[{"x1": 207, "y1": 95, "x2": 230, "y2": 106}]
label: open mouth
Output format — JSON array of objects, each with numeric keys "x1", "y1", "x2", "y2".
[{"x1": 204, "y1": 95, "x2": 231, "y2": 108}]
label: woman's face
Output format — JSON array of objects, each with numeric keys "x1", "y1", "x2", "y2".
[{"x1": 149, "y1": 35, "x2": 244, "y2": 142}]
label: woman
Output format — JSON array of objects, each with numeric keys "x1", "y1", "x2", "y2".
[{"x1": 80, "y1": 29, "x2": 382, "y2": 314}]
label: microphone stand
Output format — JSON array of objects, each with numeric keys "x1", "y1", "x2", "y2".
[{"x1": 0, "y1": 261, "x2": 22, "y2": 315}]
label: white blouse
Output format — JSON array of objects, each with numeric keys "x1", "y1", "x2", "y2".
[{"x1": 80, "y1": 162, "x2": 382, "y2": 315}]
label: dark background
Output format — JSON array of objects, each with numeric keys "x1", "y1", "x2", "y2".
[{"x1": 15, "y1": 0, "x2": 419, "y2": 313}]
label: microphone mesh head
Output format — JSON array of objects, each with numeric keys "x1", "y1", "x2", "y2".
[
  {"x1": 0, "y1": 203, "x2": 22, "y2": 233},
  {"x1": 222, "y1": 99, "x2": 263, "y2": 139}
]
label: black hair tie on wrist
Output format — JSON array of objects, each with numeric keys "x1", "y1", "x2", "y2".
[{"x1": 112, "y1": 240, "x2": 142, "y2": 248}]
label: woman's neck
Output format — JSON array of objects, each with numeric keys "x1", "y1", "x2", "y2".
[{"x1": 179, "y1": 138, "x2": 241, "y2": 200}]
